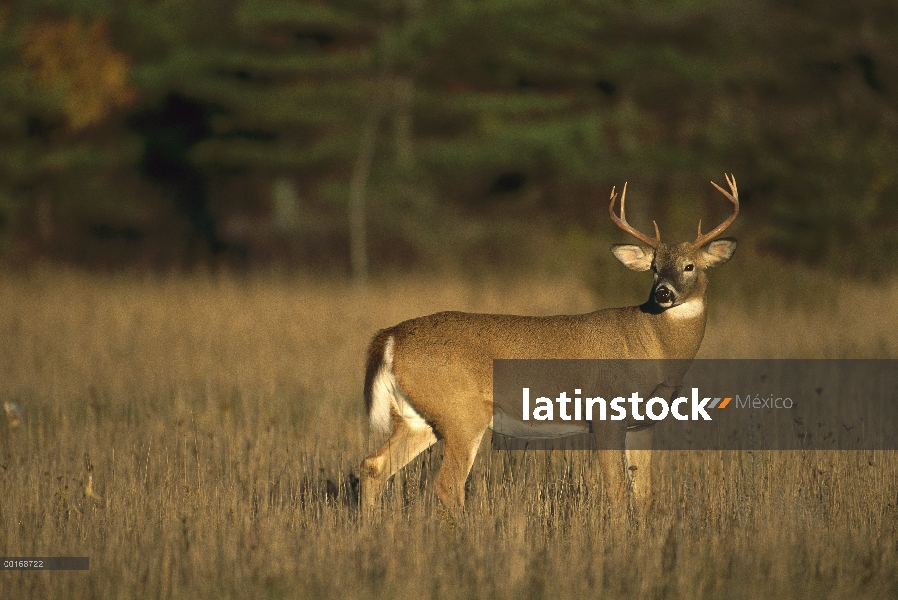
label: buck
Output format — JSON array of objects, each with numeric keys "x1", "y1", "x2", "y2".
[{"x1": 360, "y1": 175, "x2": 739, "y2": 518}]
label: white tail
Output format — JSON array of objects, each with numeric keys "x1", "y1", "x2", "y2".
[
  {"x1": 367, "y1": 336, "x2": 395, "y2": 434},
  {"x1": 361, "y1": 175, "x2": 740, "y2": 519}
]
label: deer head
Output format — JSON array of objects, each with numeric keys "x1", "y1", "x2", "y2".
[{"x1": 609, "y1": 174, "x2": 739, "y2": 313}]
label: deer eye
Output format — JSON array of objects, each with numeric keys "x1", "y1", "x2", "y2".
[{"x1": 684, "y1": 264, "x2": 694, "y2": 272}]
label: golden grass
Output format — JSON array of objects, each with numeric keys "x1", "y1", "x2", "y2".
[{"x1": 0, "y1": 267, "x2": 897, "y2": 599}]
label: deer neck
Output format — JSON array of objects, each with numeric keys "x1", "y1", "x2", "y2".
[
  {"x1": 639, "y1": 291, "x2": 708, "y2": 359},
  {"x1": 661, "y1": 298, "x2": 706, "y2": 321}
]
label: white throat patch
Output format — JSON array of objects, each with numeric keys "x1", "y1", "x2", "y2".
[{"x1": 665, "y1": 299, "x2": 704, "y2": 319}]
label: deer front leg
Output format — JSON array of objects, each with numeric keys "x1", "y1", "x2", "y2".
[
  {"x1": 594, "y1": 422, "x2": 630, "y2": 521},
  {"x1": 625, "y1": 427, "x2": 653, "y2": 522}
]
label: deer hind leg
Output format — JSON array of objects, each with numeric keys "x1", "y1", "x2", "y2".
[
  {"x1": 435, "y1": 429, "x2": 485, "y2": 520},
  {"x1": 361, "y1": 418, "x2": 437, "y2": 512},
  {"x1": 625, "y1": 427, "x2": 654, "y2": 520}
]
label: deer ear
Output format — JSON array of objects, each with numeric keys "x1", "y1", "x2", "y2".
[
  {"x1": 702, "y1": 237, "x2": 737, "y2": 267},
  {"x1": 611, "y1": 244, "x2": 653, "y2": 271}
]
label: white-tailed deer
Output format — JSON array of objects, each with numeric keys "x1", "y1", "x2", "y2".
[{"x1": 360, "y1": 175, "x2": 739, "y2": 518}]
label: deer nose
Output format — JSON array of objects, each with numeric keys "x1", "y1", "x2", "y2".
[{"x1": 654, "y1": 285, "x2": 675, "y2": 305}]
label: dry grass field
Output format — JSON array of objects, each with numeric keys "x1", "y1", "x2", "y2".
[{"x1": 1, "y1": 263, "x2": 897, "y2": 599}]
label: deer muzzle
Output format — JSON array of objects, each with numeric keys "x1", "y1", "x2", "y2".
[{"x1": 654, "y1": 284, "x2": 676, "y2": 306}]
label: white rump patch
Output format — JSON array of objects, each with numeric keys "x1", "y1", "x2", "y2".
[
  {"x1": 369, "y1": 336, "x2": 431, "y2": 434},
  {"x1": 665, "y1": 299, "x2": 704, "y2": 320},
  {"x1": 490, "y1": 409, "x2": 589, "y2": 439}
]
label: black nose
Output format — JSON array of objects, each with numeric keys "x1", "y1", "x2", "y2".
[{"x1": 654, "y1": 285, "x2": 674, "y2": 304}]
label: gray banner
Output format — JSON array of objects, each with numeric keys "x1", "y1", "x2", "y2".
[
  {"x1": 1, "y1": 557, "x2": 89, "y2": 570},
  {"x1": 492, "y1": 359, "x2": 898, "y2": 450}
]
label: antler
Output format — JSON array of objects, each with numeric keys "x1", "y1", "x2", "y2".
[
  {"x1": 609, "y1": 182, "x2": 660, "y2": 248},
  {"x1": 695, "y1": 173, "x2": 739, "y2": 247}
]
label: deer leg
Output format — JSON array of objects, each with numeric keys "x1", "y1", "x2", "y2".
[
  {"x1": 625, "y1": 427, "x2": 654, "y2": 521},
  {"x1": 435, "y1": 429, "x2": 485, "y2": 520},
  {"x1": 361, "y1": 419, "x2": 437, "y2": 512},
  {"x1": 597, "y1": 450, "x2": 629, "y2": 511},
  {"x1": 594, "y1": 422, "x2": 630, "y2": 517}
]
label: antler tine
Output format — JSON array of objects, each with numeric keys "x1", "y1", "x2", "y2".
[
  {"x1": 695, "y1": 173, "x2": 739, "y2": 247},
  {"x1": 609, "y1": 182, "x2": 660, "y2": 248}
]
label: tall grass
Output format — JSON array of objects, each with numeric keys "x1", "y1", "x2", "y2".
[{"x1": 0, "y1": 266, "x2": 896, "y2": 599}]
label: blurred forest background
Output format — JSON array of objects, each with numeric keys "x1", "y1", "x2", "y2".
[
  {"x1": 2, "y1": 5, "x2": 898, "y2": 597},
  {"x1": 0, "y1": 0, "x2": 896, "y2": 279}
]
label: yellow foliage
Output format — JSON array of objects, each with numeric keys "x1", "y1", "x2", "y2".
[{"x1": 22, "y1": 16, "x2": 136, "y2": 130}]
